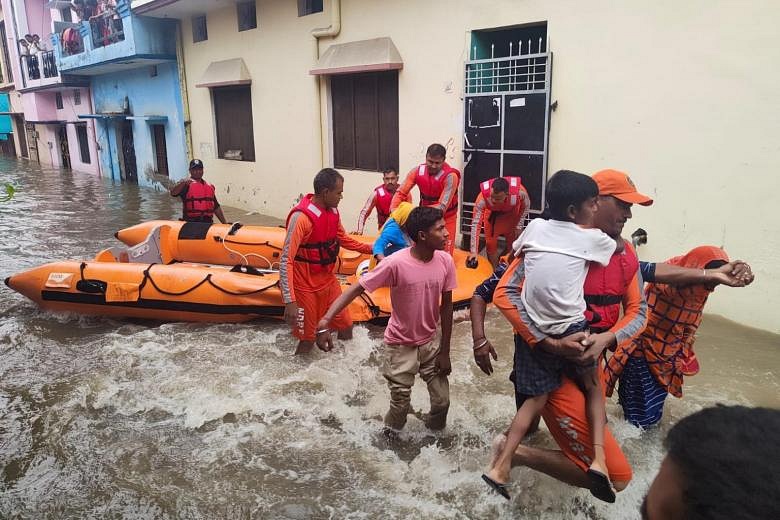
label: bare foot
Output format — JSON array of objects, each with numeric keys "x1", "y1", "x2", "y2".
[
  {"x1": 489, "y1": 433, "x2": 507, "y2": 470},
  {"x1": 589, "y1": 444, "x2": 608, "y2": 476},
  {"x1": 485, "y1": 433, "x2": 511, "y2": 484}
]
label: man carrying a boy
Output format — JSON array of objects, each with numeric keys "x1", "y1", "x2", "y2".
[
  {"x1": 476, "y1": 169, "x2": 652, "y2": 499},
  {"x1": 315, "y1": 207, "x2": 456, "y2": 431},
  {"x1": 483, "y1": 171, "x2": 618, "y2": 502},
  {"x1": 281, "y1": 168, "x2": 373, "y2": 355}
]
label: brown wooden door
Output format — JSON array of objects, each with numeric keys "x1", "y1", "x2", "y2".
[{"x1": 152, "y1": 124, "x2": 169, "y2": 176}]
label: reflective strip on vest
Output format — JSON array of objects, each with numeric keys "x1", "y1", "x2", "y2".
[{"x1": 307, "y1": 203, "x2": 322, "y2": 218}]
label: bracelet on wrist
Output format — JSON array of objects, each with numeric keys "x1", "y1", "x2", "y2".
[
  {"x1": 316, "y1": 328, "x2": 330, "y2": 335},
  {"x1": 473, "y1": 339, "x2": 489, "y2": 351}
]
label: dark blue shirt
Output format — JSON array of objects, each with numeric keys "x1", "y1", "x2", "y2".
[{"x1": 474, "y1": 262, "x2": 508, "y2": 304}]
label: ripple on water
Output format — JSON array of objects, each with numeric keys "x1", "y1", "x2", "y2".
[{"x1": 1, "y1": 160, "x2": 777, "y2": 519}]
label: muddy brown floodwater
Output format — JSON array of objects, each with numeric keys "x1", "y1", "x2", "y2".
[{"x1": 1, "y1": 158, "x2": 778, "y2": 519}]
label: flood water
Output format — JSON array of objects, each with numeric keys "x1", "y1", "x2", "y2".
[{"x1": 1, "y1": 158, "x2": 778, "y2": 519}]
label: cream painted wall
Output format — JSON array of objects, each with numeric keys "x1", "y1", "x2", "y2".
[{"x1": 180, "y1": 0, "x2": 778, "y2": 332}]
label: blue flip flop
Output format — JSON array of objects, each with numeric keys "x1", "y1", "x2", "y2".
[
  {"x1": 586, "y1": 469, "x2": 616, "y2": 503},
  {"x1": 481, "y1": 474, "x2": 511, "y2": 500}
]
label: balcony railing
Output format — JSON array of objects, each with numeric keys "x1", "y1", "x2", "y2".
[
  {"x1": 41, "y1": 50, "x2": 58, "y2": 78},
  {"x1": 90, "y1": 10, "x2": 125, "y2": 49},
  {"x1": 21, "y1": 54, "x2": 39, "y2": 80},
  {"x1": 20, "y1": 50, "x2": 59, "y2": 82}
]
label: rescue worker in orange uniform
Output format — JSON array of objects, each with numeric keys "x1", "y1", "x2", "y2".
[
  {"x1": 391, "y1": 143, "x2": 460, "y2": 255},
  {"x1": 281, "y1": 168, "x2": 373, "y2": 355},
  {"x1": 467, "y1": 176, "x2": 530, "y2": 268},
  {"x1": 353, "y1": 168, "x2": 411, "y2": 235},
  {"x1": 169, "y1": 159, "x2": 228, "y2": 224}
]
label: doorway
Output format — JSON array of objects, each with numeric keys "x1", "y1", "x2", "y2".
[
  {"x1": 0, "y1": 133, "x2": 15, "y2": 156},
  {"x1": 25, "y1": 123, "x2": 39, "y2": 163},
  {"x1": 58, "y1": 124, "x2": 71, "y2": 169},
  {"x1": 461, "y1": 23, "x2": 551, "y2": 246},
  {"x1": 151, "y1": 124, "x2": 169, "y2": 177},
  {"x1": 14, "y1": 116, "x2": 28, "y2": 158},
  {"x1": 118, "y1": 120, "x2": 137, "y2": 182}
]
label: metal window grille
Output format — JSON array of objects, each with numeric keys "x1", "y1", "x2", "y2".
[
  {"x1": 465, "y1": 38, "x2": 548, "y2": 95},
  {"x1": 74, "y1": 89, "x2": 81, "y2": 105}
]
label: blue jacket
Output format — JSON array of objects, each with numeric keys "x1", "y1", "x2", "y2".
[{"x1": 372, "y1": 218, "x2": 411, "y2": 257}]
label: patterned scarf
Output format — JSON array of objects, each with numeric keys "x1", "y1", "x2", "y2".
[{"x1": 604, "y1": 246, "x2": 729, "y2": 397}]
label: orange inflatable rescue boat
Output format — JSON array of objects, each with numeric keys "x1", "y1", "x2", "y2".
[
  {"x1": 115, "y1": 220, "x2": 373, "y2": 275},
  {"x1": 5, "y1": 225, "x2": 493, "y2": 324}
]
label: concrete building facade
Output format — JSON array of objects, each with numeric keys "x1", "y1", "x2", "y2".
[{"x1": 0, "y1": 0, "x2": 100, "y2": 172}]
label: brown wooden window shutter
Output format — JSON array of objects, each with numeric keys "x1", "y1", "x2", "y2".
[{"x1": 332, "y1": 71, "x2": 398, "y2": 172}]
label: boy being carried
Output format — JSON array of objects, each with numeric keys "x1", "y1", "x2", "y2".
[
  {"x1": 482, "y1": 170, "x2": 617, "y2": 502},
  {"x1": 316, "y1": 207, "x2": 456, "y2": 431}
]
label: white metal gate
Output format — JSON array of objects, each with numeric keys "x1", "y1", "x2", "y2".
[{"x1": 461, "y1": 37, "x2": 552, "y2": 241}]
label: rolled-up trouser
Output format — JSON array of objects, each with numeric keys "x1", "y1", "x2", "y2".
[{"x1": 381, "y1": 339, "x2": 450, "y2": 430}]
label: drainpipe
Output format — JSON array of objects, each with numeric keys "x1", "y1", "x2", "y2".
[
  {"x1": 311, "y1": 0, "x2": 341, "y2": 167},
  {"x1": 174, "y1": 20, "x2": 193, "y2": 162}
]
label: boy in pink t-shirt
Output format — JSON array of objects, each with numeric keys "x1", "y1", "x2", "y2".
[{"x1": 316, "y1": 207, "x2": 457, "y2": 431}]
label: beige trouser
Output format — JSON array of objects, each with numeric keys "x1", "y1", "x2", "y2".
[{"x1": 382, "y1": 339, "x2": 450, "y2": 431}]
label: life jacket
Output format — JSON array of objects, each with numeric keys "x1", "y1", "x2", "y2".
[
  {"x1": 479, "y1": 176, "x2": 526, "y2": 212},
  {"x1": 583, "y1": 240, "x2": 639, "y2": 332},
  {"x1": 415, "y1": 163, "x2": 461, "y2": 216},
  {"x1": 183, "y1": 180, "x2": 217, "y2": 220},
  {"x1": 374, "y1": 184, "x2": 394, "y2": 226},
  {"x1": 286, "y1": 194, "x2": 341, "y2": 274}
]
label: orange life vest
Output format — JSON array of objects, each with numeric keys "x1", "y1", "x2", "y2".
[
  {"x1": 286, "y1": 194, "x2": 341, "y2": 274},
  {"x1": 183, "y1": 180, "x2": 217, "y2": 220},
  {"x1": 583, "y1": 240, "x2": 639, "y2": 332},
  {"x1": 415, "y1": 163, "x2": 461, "y2": 216},
  {"x1": 479, "y1": 176, "x2": 527, "y2": 212}
]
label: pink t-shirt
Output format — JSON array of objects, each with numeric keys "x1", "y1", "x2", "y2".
[{"x1": 359, "y1": 248, "x2": 457, "y2": 346}]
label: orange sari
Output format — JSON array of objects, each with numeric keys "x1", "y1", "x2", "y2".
[{"x1": 605, "y1": 246, "x2": 729, "y2": 398}]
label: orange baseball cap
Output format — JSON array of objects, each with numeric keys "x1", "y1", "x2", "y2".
[{"x1": 592, "y1": 169, "x2": 653, "y2": 206}]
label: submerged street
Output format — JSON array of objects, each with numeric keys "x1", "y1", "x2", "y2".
[{"x1": 1, "y1": 159, "x2": 778, "y2": 518}]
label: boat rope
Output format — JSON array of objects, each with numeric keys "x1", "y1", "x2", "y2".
[
  {"x1": 215, "y1": 237, "x2": 280, "y2": 269},
  {"x1": 139, "y1": 264, "x2": 280, "y2": 297}
]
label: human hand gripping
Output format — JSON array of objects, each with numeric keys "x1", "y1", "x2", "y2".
[
  {"x1": 315, "y1": 318, "x2": 334, "y2": 352},
  {"x1": 283, "y1": 302, "x2": 299, "y2": 327},
  {"x1": 472, "y1": 336, "x2": 498, "y2": 375},
  {"x1": 576, "y1": 332, "x2": 615, "y2": 366},
  {"x1": 710, "y1": 260, "x2": 754, "y2": 287},
  {"x1": 540, "y1": 331, "x2": 588, "y2": 359},
  {"x1": 435, "y1": 350, "x2": 452, "y2": 376}
]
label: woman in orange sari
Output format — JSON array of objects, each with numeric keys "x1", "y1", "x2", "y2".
[{"x1": 604, "y1": 246, "x2": 731, "y2": 428}]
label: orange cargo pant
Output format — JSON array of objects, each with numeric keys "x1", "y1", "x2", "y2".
[
  {"x1": 484, "y1": 211, "x2": 521, "y2": 255},
  {"x1": 541, "y1": 375, "x2": 633, "y2": 484},
  {"x1": 444, "y1": 212, "x2": 457, "y2": 255},
  {"x1": 293, "y1": 277, "x2": 352, "y2": 341}
]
